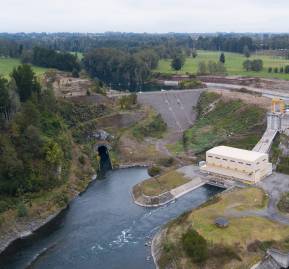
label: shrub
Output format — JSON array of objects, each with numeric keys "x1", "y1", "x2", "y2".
[
  {"x1": 72, "y1": 68, "x2": 79, "y2": 78},
  {"x1": 285, "y1": 65, "x2": 289, "y2": 74},
  {"x1": 268, "y1": 67, "x2": 272, "y2": 73},
  {"x1": 158, "y1": 157, "x2": 174, "y2": 167},
  {"x1": 17, "y1": 202, "x2": 28, "y2": 217},
  {"x1": 280, "y1": 67, "x2": 284, "y2": 73},
  {"x1": 274, "y1": 67, "x2": 279, "y2": 73},
  {"x1": 148, "y1": 166, "x2": 161, "y2": 177},
  {"x1": 78, "y1": 155, "x2": 85, "y2": 165},
  {"x1": 0, "y1": 200, "x2": 11, "y2": 214},
  {"x1": 182, "y1": 228, "x2": 208, "y2": 263},
  {"x1": 179, "y1": 79, "x2": 203, "y2": 89}
]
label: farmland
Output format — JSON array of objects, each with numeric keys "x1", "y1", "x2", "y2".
[
  {"x1": 154, "y1": 50, "x2": 289, "y2": 80},
  {"x1": 0, "y1": 58, "x2": 48, "y2": 77}
]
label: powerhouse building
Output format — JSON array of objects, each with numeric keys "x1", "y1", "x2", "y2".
[{"x1": 200, "y1": 146, "x2": 272, "y2": 183}]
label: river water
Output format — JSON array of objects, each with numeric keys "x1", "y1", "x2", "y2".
[{"x1": 0, "y1": 167, "x2": 223, "y2": 269}]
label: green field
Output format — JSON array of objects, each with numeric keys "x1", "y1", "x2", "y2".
[
  {"x1": 0, "y1": 58, "x2": 48, "y2": 78},
  {"x1": 154, "y1": 50, "x2": 289, "y2": 80}
]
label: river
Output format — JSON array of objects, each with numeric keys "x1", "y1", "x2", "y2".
[{"x1": 0, "y1": 167, "x2": 223, "y2": 269}]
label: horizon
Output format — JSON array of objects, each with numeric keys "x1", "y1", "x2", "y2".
[{"x1": 1, "y1": 0, "x2": 289, "y2": 33}]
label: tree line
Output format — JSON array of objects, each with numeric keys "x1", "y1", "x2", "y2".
[
  {"x1": 3, "y1": 33, "x2": 289, "y2": 60},
  {"x1": 22, "y1": 47, "x2": 80, "y2": 72},
  {"x1": 82, "y1": 48, "x2": 159, "y2": 87}
]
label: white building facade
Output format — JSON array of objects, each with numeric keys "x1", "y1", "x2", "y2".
[{"x1": 201, "y1": 146, "x2": 272, "y2": 183}]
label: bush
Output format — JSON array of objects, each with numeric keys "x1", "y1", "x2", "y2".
[
  {"x1": 274, "y1": 67, "x2": 279, "y2": 73},
  {"x1": 158, "y1": 157, "x2": 174, "y2": 167},
  {"x1": 148, "y1": 166, "x2": 161, "y2": 177},
  {"x1": 285, "y1": 65, "x2": 289, "y2": 74},
  {"x1": 179, "y1": 79, "x2": 203, "y2": 89},
  {"x1": 243, "y1": 59, "x2": 263, "y2": 72},
  {"x1": 268, "y1": 67, "x2": 272, "y2": 73},
  {"x1": 280, "y1": 67, "x2": 284, "y2": 73},
  {"x1": 17, "y1": 202, "x2": 28, "y2": 217},
  {"x1": 0, "y1": 200, "x2": 11, "y2": 214},
  {"x1": 133, "y1": 114, "x2": 167, "y2": 139},
  {"x1": 182, "y1": 228, "x2": 208, "y2": 263},
  {"x1": 78, "y1": 155, "x2": 85, "y2": 165}
]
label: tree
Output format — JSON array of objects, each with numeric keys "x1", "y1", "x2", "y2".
[
  {"x1": 0, "y1": 77, "x2": 11, "y2": 121},
  {"x1": 198, "y1": 61, "x2": 207, "y2": 75},
  {"x1": 243, "y1": 59, "x2": 263, "y2": 72},
  {"x1": 243, "y1": 45, "x2": 251, "y2": 58},
  {"x1": 182, "y1": 228, "x2": 208, "y2": 263},
  {"x1": 251, "y1": 59, "x2": 263, "y2": 71},
  {"x1": 219, "y1": 52, "x2": 225, "y2": 63},
  {"x1": 243, "y1": 60, "x2": 252, "y2": 71},
  {"x1": 11, "y1": 64, "x2": 40, "y2": 102},
  {"x1": 72, "y1": 68, "x2": 79, "y2": 78},
  {"x1": 192, "y1": 49, "x2": 198, "y2": 58},
  {"x1": 171, "y1": 54, "x2": 185, "y2": 71}
]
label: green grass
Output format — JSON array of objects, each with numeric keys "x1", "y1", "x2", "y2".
[
  {"x1": 136, "y1": 170, "x2": 190, "y2": 196},
  {"x1": 0, "y1": 58, "x2": 48, "y2": 78},
  {"x1": 158, "y1": 188, "x2": 289, "y2": 269},
  {"x1": 154, "y1": 50, "x2": 289, "y2": 80}
]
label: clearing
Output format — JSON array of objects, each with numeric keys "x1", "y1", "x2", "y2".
[
  {"x1": 0, "y1": 58, "x2": 48, "y2": 77},
  {"x1": 154, "y1": 50, "x2": 289, "y2": 80}
]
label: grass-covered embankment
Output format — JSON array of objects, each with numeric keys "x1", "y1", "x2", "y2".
[
  {"x1": 156, "y1": 187, "x2": 289, "y2": 269},
  {"x1": 168, "y1": 92, "x2": 266, "y2": 157},
  {"x1": 134, "y1": 170, "x2": 189, "y2": 197}
]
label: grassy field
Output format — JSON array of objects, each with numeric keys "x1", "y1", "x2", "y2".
[
  {"x1": 154, "y1": 50, "x2": 289, "y2": 80},
  {"x1": 158, "y1": 187, "x2": 289, "y2": 269},
  {"x1": 0, "y1": 58, "x2": 48, "y2": 78}
]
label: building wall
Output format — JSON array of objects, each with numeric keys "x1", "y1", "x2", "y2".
[{"x1": 202, "y1": 152, "x2": 271, "y2": 182}]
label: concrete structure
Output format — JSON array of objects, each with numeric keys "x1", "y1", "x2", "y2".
[
  {"x1": 255, "y1": 248, "x2": 289, "y2": 269},
  {"x1": 201, "y1": 146, "x2": 272, "y2": 183},
  {"x1": 253, "y1": 129, "x2": 278, "y2": 153}
]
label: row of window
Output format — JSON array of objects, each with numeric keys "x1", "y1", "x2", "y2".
[{"x1": 208, "y1": 155, "x2": 252, "y2": 166}]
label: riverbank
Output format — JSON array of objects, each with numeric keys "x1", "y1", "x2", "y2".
[
  {"x1": 151, "y1": 186, "x2": 289, "y2": 269},
  {"x1": 0, "y1": 162, "x2": 150, "y2": 257}
]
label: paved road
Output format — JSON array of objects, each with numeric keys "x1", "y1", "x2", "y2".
[
  {"x1": 206, "y1": 82, "x2": 289, "y2": 100},
  {"x1": 226, "y1": 173, "x2": 289, "y2": 226}
]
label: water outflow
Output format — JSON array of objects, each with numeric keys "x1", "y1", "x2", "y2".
[
  {"x1": 98, "y1": 145, "x2": 112, "y2": 177},
  {"x1": 0, "y1": 168, "x2": 224, "y2": 269}
]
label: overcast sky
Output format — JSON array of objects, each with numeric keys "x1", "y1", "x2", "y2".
[{"x1": 1, "y1": 0, "x2": 289, "y2": 33}]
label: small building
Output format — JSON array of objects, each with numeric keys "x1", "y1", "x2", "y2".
[
  {"x1": 200, "y1": 146, "x2": 272, "y2": 183},
  {"x1": 215, "y1": 217, "x2": 229, "y2": 228}
]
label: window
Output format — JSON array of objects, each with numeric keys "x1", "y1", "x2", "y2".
[
  {"x1": 216, "y1": 157, "x2": 220, "y2": 160},
  {"x1": 257, "y1": 162, "x2": 260, "y2": 165},
  {"x1": 246, "y1": 163, "x2": 251, "y2": 166},
  {"x1": 263, "y1": 159, "x2": 266, "y2": 162},
  {"x1": 222, "y1": 158, "x2": 227, "y2": 161},
  {"x1": 230, "y1": 160, "x2": 235, "y2": 163},
  {"x1": 238, "y1": 162, "x2": 243, "y2": 164},
  {"x1": 208, "y1": 156, "x2": 213, "y2": 158}
]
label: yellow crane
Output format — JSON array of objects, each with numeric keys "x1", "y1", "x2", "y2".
[{"x1": 271, "y1": 98, "x2": 286, "y2": 113}]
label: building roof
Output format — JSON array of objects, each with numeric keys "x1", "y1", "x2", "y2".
[
  {"x1": 215, "y1": 217, "x2": 229, "y2": 227},
  {"x1": 207, "y1": 146, "x2": 267, "y2": 162}
]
